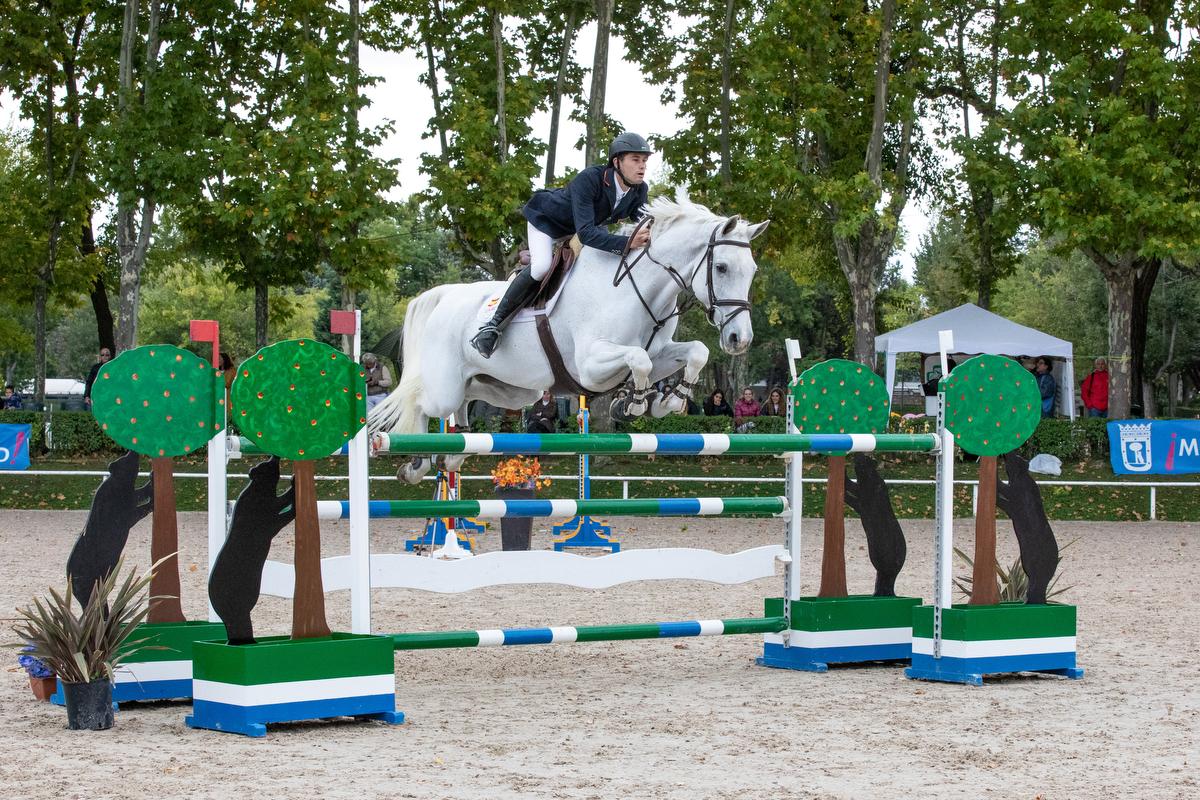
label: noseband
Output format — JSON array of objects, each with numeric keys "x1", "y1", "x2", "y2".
[{"x1": 613, "y1": 216, "x2": 754, "y2": 348}]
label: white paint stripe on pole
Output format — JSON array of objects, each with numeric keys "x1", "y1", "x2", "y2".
[
  {"x1": 628, "y1": 434, "x2": 658, "y2": 453},
  {"x1": 549, "y1": 626, "x2": 578, "y2": 643},
  {"x1": 848, "y1": 433, "x2": 876, "y2": 452},
  {"x1": 316, "y1": 500, "x2": 343, "y2": 520},
  {"x1": 699, "y1": 434, "x2": 731, "y2": 455},
  {"x1": 476, "y1": 499, "x2": 507, "y2": 517},
  {"x1": 477, "y1": 630, "x2": 505, "y2": 647},
  {"x1": 461, "y1": 433, "x2": 493, "y2": 454},
  {"x1": 696, "y1": 497, "x2": 724, "y2": 515},
  {"x1": 697, "y1": 619, "x2": 725, "y2": 636},
  {"x1": 548, "y1": 499, "x2": 578, "y2": 517}
]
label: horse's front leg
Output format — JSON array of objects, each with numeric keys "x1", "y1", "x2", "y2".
[
  {"x1": 580, "y1": 340, "x2": 656, "y2": 418},
  {"x1": 648, "y1": 339, "x2": 710, "y2": 417}
]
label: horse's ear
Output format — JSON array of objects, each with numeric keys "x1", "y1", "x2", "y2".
[
  {"x1": 749, "y1": 220, "x2": 770, "y2": 240},
  {"x1": 721, "y1": 215, "x2": 742, "y2": 235}
]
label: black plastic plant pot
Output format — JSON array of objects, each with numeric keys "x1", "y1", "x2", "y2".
[
  {"x1": 62, "y1": 680, "x2": 114, "y2": 731},
  {"x1": 496, "y1": 485, "x2": 535, "y2": 550}
]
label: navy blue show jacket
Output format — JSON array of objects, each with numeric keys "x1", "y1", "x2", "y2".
[{"x1": 522, "y1": 164, "x2": 649, "y2": 254}]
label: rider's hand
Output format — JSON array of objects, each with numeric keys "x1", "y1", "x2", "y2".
[{"x1": 630, "y1": 225, "x2": 651, "y2": 250}]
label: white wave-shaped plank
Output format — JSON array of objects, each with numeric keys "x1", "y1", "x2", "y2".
[{"x1": 258, "y1": 546, "x2": 787, "y2": 597}]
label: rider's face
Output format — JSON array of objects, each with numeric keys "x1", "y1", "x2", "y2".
[{"x1": 616, "y1": 153, "x2": 649, "y2": 185}]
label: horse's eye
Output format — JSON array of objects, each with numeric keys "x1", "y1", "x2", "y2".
[{"x1": 715, "y1": 262, "x2": 728, "y2": 274}]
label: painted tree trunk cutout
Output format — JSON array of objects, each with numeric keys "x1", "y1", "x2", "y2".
[
  {"x1": 290, "y1": 460, "x2": 331, "y2": 639},
  {"x1": 844, "y1": 454, "x2": 906, "y2": 597},
  {"x1": 819, "y1": 455, "x2": 848, "y2": 597},
  {"x1": 148, "y1": 456, "x2": 186, "y2": 622},
  {"x1": 970, "y1": 455, "x2": 1001, "y2": 606}
]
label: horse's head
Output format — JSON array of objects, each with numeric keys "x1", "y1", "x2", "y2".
[
  {"x1": 642, "y1": 191, "x2": 769, "y2": 357},
  {"x1": 692, "y1": 214, "x2": 769, "y2": 356}
]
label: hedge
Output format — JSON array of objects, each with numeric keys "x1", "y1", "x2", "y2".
[{"x1": 0, "y1": 410, "x2": 123, "y2": 457}]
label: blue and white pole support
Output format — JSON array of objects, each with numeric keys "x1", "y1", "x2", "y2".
[
  {"x1": 346, "y1": 309, "x2": 372, "y2": 634},
  {"x1": 933, "y1": 328, "x2": 956, "y2": 658},
  {"x1": 553, "y1": 395, "x2": 617, "y2": 552},
  {"x1": 783, "y1": 344, "x2": 803, "y2": 641}
]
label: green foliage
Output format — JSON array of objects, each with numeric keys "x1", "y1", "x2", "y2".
[
  {"x1": 231, "y1": 338, "x2": 366, "y2": 460},
  {"x1": 942, "y1": 354, "x2": 1041, "y2": 456},
  {"x1": 48, "y1": 412, "x2": 124, "y2": 457},
  {"x1": 1021, "y1": 417, "x2": 1110, "y2": 462},
  {"x1": 91, "y1": 345, "x2": 224, "y2": 457},
  {"x1": 618, "y1": 414, "x2": 787, "y2": 435},
  {"x1": 12, "y1": 557, "x2": 159, "y2": 684}
]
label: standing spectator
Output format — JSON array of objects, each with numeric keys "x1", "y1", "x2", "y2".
[
  {"x1": 1081, "y1": 357, "x2": 1109, "y2": 418},
  {"x1": 703, "y1": 390, "x2": 732, "y2": 417},
  {"x1": 526, "y1": 390, "x2": 559, "y2": 433},
  {"x1": 83, "y1": 346, "x2": 113, "y2": 410},
  {"x1": 219, "y1": 352, "x2": 237, "y2": 415},
  {"x1": 760, "y1": 386, "x2": 787, "y2": 417},
  {"x1": 3, "y1": 385, "x2": 24, "y2": 410},
  {"x1": 1035, "y1": 357, "x2": 1057, "y2": 418},
  {"x1": 362, "y1": 352, "x2": 393, "y2": 411}
]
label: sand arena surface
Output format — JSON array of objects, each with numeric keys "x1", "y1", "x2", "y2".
[{"x1": 0, "y1": 510, "x2": 1195, "y2": 799}]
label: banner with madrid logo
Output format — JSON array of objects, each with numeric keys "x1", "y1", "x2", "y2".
[
  {"x1": 1108, "y1": 420, "x2": 1200, "y2": 475},
  {"x1": 0, "y1": 423, "x2": 31, "y2": 470}
]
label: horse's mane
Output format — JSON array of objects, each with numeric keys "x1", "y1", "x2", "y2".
[{"x1": 642, "y1": 187, "x2": 725, "y2": 231}]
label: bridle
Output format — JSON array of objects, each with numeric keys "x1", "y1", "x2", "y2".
[{"x1": 612, "y1": 215, "x2": 754, "y2": 350}]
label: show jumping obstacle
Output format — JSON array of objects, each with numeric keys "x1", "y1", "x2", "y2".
[{"x1": 552, "y1": 395, "x2": 619, "y2": 552}]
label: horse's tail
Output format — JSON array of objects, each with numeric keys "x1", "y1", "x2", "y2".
[{"x1": 368, "y1": 285, "x2": 453, "y2": 435}]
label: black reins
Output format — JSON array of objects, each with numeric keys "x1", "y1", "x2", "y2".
[{"x1": 612, "y1": 215, "x2": 754, "y2": 352}]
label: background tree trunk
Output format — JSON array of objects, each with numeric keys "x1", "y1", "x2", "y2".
[
  {"x1": 719, "y1": 0, "x2": 735, "y2": 187},
  {"x1": 84, "y1": 220, "x2": 115, "y2": 354},
  {"x1": 492, "y1": 7, "x2": 508, "y2": 161},
  {"x1": 255, "y1": 282, "x2": 269, "y2": 348},
  {"x1": 545, "y1": 3, "x2": 579, "y2": 184},
  {"x1": 585, "y1": 0, "x2": 613, "y2": 166}
]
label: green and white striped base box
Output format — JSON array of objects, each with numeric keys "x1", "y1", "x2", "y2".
[
  {"x1": 51, "y1": 621, "x2": 226, "y2": 707},
  {"x1": 906, "y1": 603, "x2": 1084, "y2": 686},
  {"x1": 757, "y1": 596, "x2": 922, "y2": 672},
  {"x1": 185, "y1": 633, "x2": 403, "y2": 737}
]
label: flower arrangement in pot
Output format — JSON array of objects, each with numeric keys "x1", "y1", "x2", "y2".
[
  {"x1": 12, "y1": 558, "x2": 157, "y2": 730},
  {"x1": 491, "y1": 456, "x2": 551, "y2": 551},
  {"x1": 18, "y1": 647, "x2": 56, "y2": 701}
]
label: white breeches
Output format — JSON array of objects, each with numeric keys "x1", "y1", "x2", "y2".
[{"x1": 527, "y1": 222, "x2": 563, "y2": 281}]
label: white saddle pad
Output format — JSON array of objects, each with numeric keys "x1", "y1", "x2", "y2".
[{"x1": 475, "y1": 269, "x2": 571, "y2": 324}]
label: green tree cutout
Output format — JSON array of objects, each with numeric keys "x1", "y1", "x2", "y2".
[
  {"x1": 941, "y1": 354, "x2": 1040, "y2": 606},
  {"x1": 791, "y1": 359, "x2": 889, "y2": 598},
  {"x1": 92, "y1": 345, "x2": 225, "y2": 622},
  {"x1": 231, "y1": 338, "x2": 366, "y2": 640}
]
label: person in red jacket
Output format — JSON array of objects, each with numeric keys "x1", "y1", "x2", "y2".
[{"x1": 1081, "y1": 357, "x2": 1109, "y2": 418}]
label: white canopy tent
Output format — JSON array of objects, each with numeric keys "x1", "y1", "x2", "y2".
[{"x1": 875, "y1": 303, "x2": 1076, "y2": 419}]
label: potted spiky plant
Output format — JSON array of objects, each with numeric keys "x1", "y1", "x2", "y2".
[{"x1": 13, "y1": 559, "x2": 157, "y2": 730}]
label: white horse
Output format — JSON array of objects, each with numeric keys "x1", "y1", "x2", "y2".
[{"x1": 369, "y1": 191, "x2": 769, "y2": 483}]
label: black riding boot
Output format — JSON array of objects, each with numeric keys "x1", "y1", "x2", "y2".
[{"x1": 470, "y1": 267, "x2": 542, "y2": 358}]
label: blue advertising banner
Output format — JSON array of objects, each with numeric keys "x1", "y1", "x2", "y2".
[
  {"x1": 1108, "y1": 420, "x2": 1200, "y2": 475},
  {"x1": 0, "y1": 423, "x2": 31, "y2": 471}
]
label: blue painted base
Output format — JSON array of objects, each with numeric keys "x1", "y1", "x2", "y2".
[
  {"x1": 553, "y1": 516, "x2": 619, "y2": 552},
  {"x1": 405, "y1": 517, "x2": 480, "y2": 552},
  {"x1": 185, "y1": 695, "x2": 405, "y2": 738},
  {"x1": 757, "y1": 641, "x2": 911, "y2": 672},
  {"x1": 906, "y1": 652, "x2": 1085, "y2": 686},
  {"x1": 50, "y1": 678, "x2": 194, "y2": 708}
]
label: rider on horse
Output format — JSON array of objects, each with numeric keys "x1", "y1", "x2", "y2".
[{"x1": 470, "y1": 131, "x2": 656, "y2": 358}]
